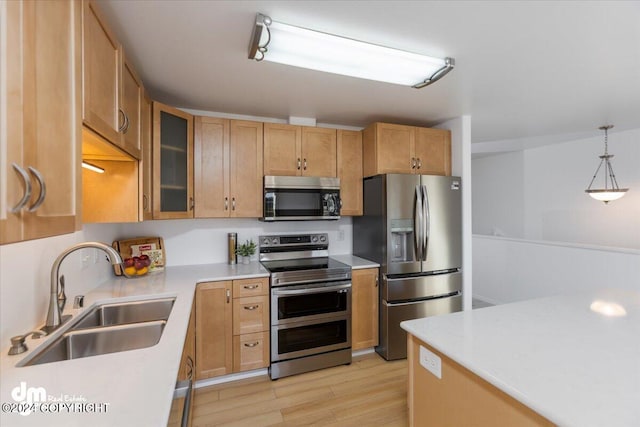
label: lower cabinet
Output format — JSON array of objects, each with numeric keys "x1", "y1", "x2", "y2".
[
  {"x1": 195, "y1": 277, "x2": 270, "y2": 381},
  {"x1": 167, "y1": 299, "x2": 195, "y2": 427},
  {"x1": 352, "y1": 268, "x2": 379, "y2": 350}
]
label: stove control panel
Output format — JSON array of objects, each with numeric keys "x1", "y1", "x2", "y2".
[{"x1": 258, "y1": 233, "x2": 329, "y2": 250}]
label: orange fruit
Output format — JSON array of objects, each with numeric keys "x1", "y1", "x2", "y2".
[
  {"x1": 136, "y1": 266, "x2": 148, "y2": 276},
  {"x1": 124, "y1": 266, "x2": 137, "y2": 276}
]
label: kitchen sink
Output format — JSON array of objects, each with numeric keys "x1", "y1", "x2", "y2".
[
  {"x1": 19, "y1": 297, "x2": 175, "y2": 366},
  {"x1": 71, "y1": 298, "x2": 175, "y2": 329}
]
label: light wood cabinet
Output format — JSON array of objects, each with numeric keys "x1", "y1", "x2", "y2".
[
  {"x1": 194, "y1": 118, "x2": 263, "y2": 218},
  {"x1": 351, "y1": 268, "x2": 379, "y2": 350},
  {"x1": 408, "y1": 335, "x2": 553, "y2": 426},
  {"x1": 140, "y1": 94, "x2": 153, "y2": 220},
  {"x1": 363, "y1": 122, "x2": 451, "y2": 177},
  {"x1": 337, "y1": 130, "x2": 363, "y2": 216},
  {"x1": 153, "y1": 102, "x2": 194, "y2": 219},
  {"x1": 231, "y1": 277, "x2": 270, "y2": 372},
  {"x1": 264, "y1": 123, "x2": 337, "y2": 177},
  {"x1": 1, "y1": 0, "x2": 81, "y2": 244},
  {"x1": 195, "y1": 281, "x2": 233, "y2": 380},
  {"x1": 82, "y1": 0, "x2": 141, "y2": 159},
  {"x1": 178, "y1": 300, "x2": 196, "y2": 382}
]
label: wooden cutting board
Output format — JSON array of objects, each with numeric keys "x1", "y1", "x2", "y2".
[{"x1": 112, "y1": 236, "x2": 166, "y2": 274}]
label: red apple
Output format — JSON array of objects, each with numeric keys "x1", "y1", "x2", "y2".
[
  {"x1": 123, "y1": 257, "x2": 135, "y2": 268},
  {"x1": 134, "y1": 259, "x2": 145, "y2": 270},
  {"x1": 138, "y1": 254, "x2": 151, "y2": 267}
]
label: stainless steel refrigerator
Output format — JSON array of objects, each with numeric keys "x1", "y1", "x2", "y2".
[{"x1": 353, "y1": 174, "x2": 463, "y2": 360}]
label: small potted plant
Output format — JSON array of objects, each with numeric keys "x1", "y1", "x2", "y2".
[{"x1": 236, "y1": 239, "x2": 257, "y2": 264}]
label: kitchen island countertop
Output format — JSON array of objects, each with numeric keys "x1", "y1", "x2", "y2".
[
  {"x1": 401, "y1": 289, "x2": 640, "y2": 427},
  {"x1": 0, "y1": 262, "x2": 269, "y2": 427}
]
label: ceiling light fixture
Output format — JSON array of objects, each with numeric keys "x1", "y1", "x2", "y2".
[
  {"x1": 248, "y1": 13, "x2": 454, "y2": 88},
  {"x1": 82, "y1": 161, "x2": 105, "y2": 174},
  {"x1": 585, "y1": 125, "x2": 628, "y2": 204}
]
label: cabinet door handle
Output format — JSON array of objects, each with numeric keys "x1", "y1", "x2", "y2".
[
  {"x1": 10, "y1": 163, "x2": 32, "y2": 213},
  {"x1": 375, "y1": 275, "x2": 379, "y2": 287},
  {"x1": 231, "y1": 197, "x2": 236, "y2": 211},
  {"x1": 243, "y1": 284, "x2": 259, "y2": 290},
  {"x1": 224, "y1": 197, "x2": 228, "y2": 210},
  {"x1": 243, "y1": 305, "x2": 259, "y2": 310},
  {"x1": 143, "y1": 194, "x2": 148, "y2": 210},
  {"x1": 417, "y1": 158, "x2": 422, "y2": 170},
  {"x1": 303, "y1": 158, "x2": 307, "y2": 170},
  {"x1": 297, "y1": 158, "x2": 301, "y2": 170},
  {"x1": 118, "y1": 109, "x2": 127, "y2": 132},
  {"x1": 189, "y1": 197, "x2": 194, "y2": 210},
  {"x1": 186, "y1": 356, "x2": 194, "y2": 381},
  {"x1": 226, "y1": 289, "x2": 231, "y2": 303},
  {"x1": 411, "y1": 157, "x2": 416, "y2": 169},
  {"x1": 123, "y1": 112, "x2": 130, "y2": 134},
  {"x1": 27, "y1": 167, "x2": 46, "y2": 212},
  {"x1": 244, "y1": 341, "x2": 260, "y2": 348}
]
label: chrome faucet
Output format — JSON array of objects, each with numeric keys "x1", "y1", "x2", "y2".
[{"x1": 43, "y1": 242, "x2": 123, "y2": 333}]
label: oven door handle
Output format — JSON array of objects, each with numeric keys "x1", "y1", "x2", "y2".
[{"x1": 272, "y1": 283, "x2": 351, "y2": 296}]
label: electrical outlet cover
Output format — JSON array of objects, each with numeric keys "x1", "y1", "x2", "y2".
[{"x1": 420, "y1": 345, "x2": 442, "y2": 379}]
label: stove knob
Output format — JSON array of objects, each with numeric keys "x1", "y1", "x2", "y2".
[
  {"x1": 262, "y1": 238, "x2": 270, "y2": 246},
  {"x1": 311, "y1": 236, "x2": 318, "y2": 243},
  {"x1": 319, "y1": 235, "x2": 327, "y2": 243},
  {"x1": 271, "y1": 238, "x2": 278, "y2": 245}
]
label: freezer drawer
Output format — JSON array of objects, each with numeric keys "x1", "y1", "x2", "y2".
[
  {"x1": 377, "y1": 293, "x2": 462, "y2": 360},
  {"x1": 382, "y1": 271, "x2": 462, "y2": 302}
]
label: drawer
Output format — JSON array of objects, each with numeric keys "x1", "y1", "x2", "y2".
[
  {"x1": 233, "y1": 277, "x2": 269, "y2": 298},
  {"x1": 233, "y1": 332, "x2": 269, "y2": 372},
  {"x1": 233, "y1": 295, "x2": 269, "y2": 335}
]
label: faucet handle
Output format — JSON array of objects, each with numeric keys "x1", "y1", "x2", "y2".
[{"x1": 8, "y1": 330, "x2": 48, "y2": 355}]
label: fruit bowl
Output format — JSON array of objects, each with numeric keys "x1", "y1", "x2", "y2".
[{"x1": 121, "y1": 255, "x2": 151, "y2": 278}]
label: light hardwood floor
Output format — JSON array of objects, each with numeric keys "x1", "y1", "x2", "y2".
[{"x1": 192, "y1": 353, "x2": 408, "y2": 427}]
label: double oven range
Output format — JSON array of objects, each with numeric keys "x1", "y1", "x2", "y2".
[{"x1": 259, "y1": 233, "x2": 352, "y2": 379}]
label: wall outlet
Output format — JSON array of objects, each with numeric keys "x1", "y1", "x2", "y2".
[
  {"x1": 81, "y1": 252, "x2": 91, "y2": 270},
  {"x1": 419, "y1": 345, "x2": 442, "y2": 379}
]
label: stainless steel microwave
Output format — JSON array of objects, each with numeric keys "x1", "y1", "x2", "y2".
[{"x1": 262, "y1": 176, "x2": 341, "y2": 221}]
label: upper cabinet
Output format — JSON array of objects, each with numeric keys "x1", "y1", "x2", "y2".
[
  {"x1": 153, "y1": 102, "x2": 194, "y2": 219},
  {"x1": 1, "y1": 0, "x2": 81, "y2": 244},
  {"x1": 194, "y1": 118, "x2": 263, "y2": 218},
  {"x1": 82, "y1": 0, "x2": 141, "y2": 159},
  {"x1": 264, "y1": 123, "x2": 337, "y2": 177},
  {"x1": 139, "y1": 94, "x2": 153, "y2": 220},
  {"x1": 363, "y1": 122, "x2": 451, "y2": 177},
  {"x1": 337, "y1": 130, "x2": 363, "y2": 216}
]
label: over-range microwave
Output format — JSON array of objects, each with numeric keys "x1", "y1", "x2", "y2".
[{"x1": 262, "y1": 176, "x2": 341, "y2": 221}]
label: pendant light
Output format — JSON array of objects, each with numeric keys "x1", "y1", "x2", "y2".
[{"x1": 585, "y1": 125, "x2": 628, "y2": 204}]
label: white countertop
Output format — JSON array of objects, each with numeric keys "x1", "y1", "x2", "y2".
[
  {"x1": 331, "y1": 254, "x2": 379, "y2": 269},
  {"x1": 0, "y1": 262, "x2": 268, "y2": 427},
  {"x1": 401, "y1": 289, "x2": 640, "y2": 427}
]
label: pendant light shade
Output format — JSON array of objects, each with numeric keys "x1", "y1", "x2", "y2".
[{"x1": 585, "y1": 125, "x2": 628, "y2": 204}]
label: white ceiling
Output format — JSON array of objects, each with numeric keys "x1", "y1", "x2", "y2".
[{"x1": 99, "y1": 0, "x2": 640, "y2": 145}]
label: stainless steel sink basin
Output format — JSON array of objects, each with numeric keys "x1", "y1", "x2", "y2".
[
  {"x1": 19, "y1": 297, "x2": 175, "y2": 366},
  {"x1": 21, "y1": 321, "x2": 166, "y2": 366},
  {"x1": 72, "y1": 298, "x2": 175, "y2": 329}
]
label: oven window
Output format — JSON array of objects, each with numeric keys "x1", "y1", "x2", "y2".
[
  {"x1": 278, "y1": 290, "x2": 347, "y2": 320},
  {"x1": 272, "y1": 189, "x2": 323, "y2": 216},
  {"x1": 277, "y1": 320, "x2": 347, "y2": 355}
]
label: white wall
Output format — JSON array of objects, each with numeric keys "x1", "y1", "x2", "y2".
[
  {"x1": 472, "y1": 128, "x2": 640, "y2": 304},
  {"x1": 473, "y1": 235, "x2": 640, "y2": 304},
  {"x1": 472, "y1": 128, "x2": 640, "y2": 248}
]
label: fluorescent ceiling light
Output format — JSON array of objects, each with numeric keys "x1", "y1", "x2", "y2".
[
  {"x1": 82, "y1": 161, "x2": 105, "y2": 174},
  {"x1": 249, "y1": 14, "x2": 454, "y2": 88}
]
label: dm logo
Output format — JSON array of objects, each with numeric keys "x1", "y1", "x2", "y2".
[{"x1": 11, "y1": 382, "x2": 46, "y2": 416}]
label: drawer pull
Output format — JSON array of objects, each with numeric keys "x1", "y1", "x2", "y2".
[
  {"x1": 244, "y1": 305, "x2": 259, "y2": 310},
  {"x1": 243, "y1": 284, "x2": 259, "y2": 290},
  {"x1": 244, "y1": 341, "x2": 260, "y2": 348}
]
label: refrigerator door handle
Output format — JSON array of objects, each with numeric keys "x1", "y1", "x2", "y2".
[
  {"x1": 422, "y1": 184, "x2": 430, "y2": 261},
  {"x1": 414, "y1": 185, "x2": 423, "y2": 261}
]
